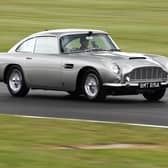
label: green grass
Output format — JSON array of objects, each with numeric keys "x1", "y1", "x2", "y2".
[
  {"x1": 0, "y1": 115, "x2": 168, "y2": 167},
  {"x1": 0, "y1": 0, "x2": 168, "y2": 55}
]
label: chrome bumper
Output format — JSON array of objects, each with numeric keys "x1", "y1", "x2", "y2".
[{"x1": 103, "y1": 81, "x2": 168, "y2": 87}]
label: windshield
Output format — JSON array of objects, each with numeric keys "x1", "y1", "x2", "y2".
[{"x1": 60, "y1": 33, "x2": 120, "y2": 54}]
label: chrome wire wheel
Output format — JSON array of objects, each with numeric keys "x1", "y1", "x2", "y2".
[
  {"x1": 84, "y1": 73, "x2": 99, "y2": 99},
  {"x1": 6, "y1": 66, "x2": 29, "y2": 97},
  {"x1": 9, "y1": 69, "x2": 22, "y2": 93}
]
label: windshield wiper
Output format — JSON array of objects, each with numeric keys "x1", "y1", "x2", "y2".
[
  {"x1": 109, "y1": 49, "x2": 121, "y2": 52},
  {"x1": 84, "y1": 48, "x2": 120, "y2": 52},
  {"x1": 84, "y1": 48, "x2": 107, "y2": 52},
  {"x1": 63, "y1": 48, "x2": 121, "y2": 54}
]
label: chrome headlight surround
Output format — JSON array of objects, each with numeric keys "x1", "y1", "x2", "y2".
[
  {"x1": 165, "y1": 63, "x2": 168, "y2": 80},
  {"x1": 166, "y1": 63, "x2": 168, "y2": 70},
  {"x1": 112, "y1": 63, "x2": 120, "y2": 74}
]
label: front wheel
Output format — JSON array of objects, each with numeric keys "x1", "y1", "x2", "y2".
[
  {"x1": 82, "y1": 70, "x2": 105, "y2": 101},
  {"x1": 6, "y1": 66, "x2": 29, "y2": 97},
  {"x1": 143, "y1": 88, "x2": 166, "y2": 102}
]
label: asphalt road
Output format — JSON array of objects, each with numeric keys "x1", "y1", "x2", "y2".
[{"x1": 0, "y1": 83, "x2": 168, "y2": 126}]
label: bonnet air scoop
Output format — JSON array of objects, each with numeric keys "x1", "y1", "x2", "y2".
[{"x1": 129, "y1": 57, "x2": 146, "y2": 60}]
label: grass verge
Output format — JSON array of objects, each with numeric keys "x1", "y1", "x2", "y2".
[{"x1": 0, "y1": 115, "x2": 168, "y2": 168}]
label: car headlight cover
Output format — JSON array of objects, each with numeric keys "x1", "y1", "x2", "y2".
[{"x1": 112, "y1": 63, "x2": 120, "y2": 74}]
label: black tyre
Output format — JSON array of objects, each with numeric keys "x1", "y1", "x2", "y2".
[
  {"x1": 143, "y1": 88, "x2": 166, "y2": 102},
  {"x1": 82, "y1": 69, "x2": 105, "y2": 101},
  {"x1": 6, "y1": 66, "x2": 29, "y2": 97}
]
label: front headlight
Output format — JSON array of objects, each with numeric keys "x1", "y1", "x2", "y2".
[{"x1": 112, "y1": 63, "x2": 120, "y2": 74}]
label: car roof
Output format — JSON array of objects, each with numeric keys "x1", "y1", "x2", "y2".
[
  {"x1": 30, "y1": 29, "x2": 107, "y2": 37},
  {"x1": 8, "y1": 29, "x2": 108, "y2": 53}
]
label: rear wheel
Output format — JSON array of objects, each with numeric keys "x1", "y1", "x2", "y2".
[
  {"x1": 143, "y1": 88, "x2": 166, "y2": 102},
  {"x1": 6, "y1": 66, "x2": 29, "y2": 97},
  {"x1": 82, "y1": 70, "x2": 105, "y2": 101}
]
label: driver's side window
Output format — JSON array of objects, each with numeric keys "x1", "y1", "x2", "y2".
[{"x1": 65, "y1": 38, "x2": 80, "y2": 50}]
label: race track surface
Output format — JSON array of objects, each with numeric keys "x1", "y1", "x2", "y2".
[{"x1": 0, "y1": 84, "x2": 168, "y2": 126}]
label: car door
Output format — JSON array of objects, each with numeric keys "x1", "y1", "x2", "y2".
[{"x1": 17, "y1": 36, "x2": 62, "y2": 89}]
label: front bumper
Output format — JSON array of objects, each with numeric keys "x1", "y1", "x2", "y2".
[
  {"x1": 103, "y1": 81, "x2": 168, "y2": 87},
  {"x1": 103, "y1": 81, "x2": 168, "y2": 95}
]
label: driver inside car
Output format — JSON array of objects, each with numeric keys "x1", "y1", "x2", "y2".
[{"x1": 80, "y1": 37, "x2": 89, "y2": 50}]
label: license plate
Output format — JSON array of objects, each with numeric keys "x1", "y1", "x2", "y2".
[{"x1": 139, "y1": 82, "x2": 160, "y2": 89}]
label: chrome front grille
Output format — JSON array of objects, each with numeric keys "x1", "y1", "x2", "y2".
[{"x1": 125, "y1": 67, "x2": 167, "y2": 82}]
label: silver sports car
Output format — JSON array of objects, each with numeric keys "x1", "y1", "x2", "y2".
[{"x1": 0, "y1": 29, "x2": 168, "y2": 101}]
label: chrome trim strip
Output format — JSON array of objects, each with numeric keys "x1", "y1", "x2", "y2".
[
  {"x1": 161, "y1": 81, "x2": 168, "y2": 85},
  {"x1": 103, "y1": 81, "x2": 168, "y2": 87},
  {"x1": 103, "y1": 83, "x2": 138, "y2": 87}
]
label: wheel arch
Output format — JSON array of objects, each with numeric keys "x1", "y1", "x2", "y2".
[
  {"x1": 3, "y1": 64, "x2": 24, "y2": 83},
  {"x1": 75, "y1": 66, "x2": 101, "y2": 92}
]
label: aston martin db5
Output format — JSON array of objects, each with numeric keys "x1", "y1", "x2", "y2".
[{"x1": 0, "y1": 29, "x2": 168, "y2": 101}]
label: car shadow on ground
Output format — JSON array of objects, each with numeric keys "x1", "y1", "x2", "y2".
[{"x1": 22, "y1": 92, "x2": 166, "y2": 105}]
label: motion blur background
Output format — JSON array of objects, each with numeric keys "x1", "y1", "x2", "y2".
[{"x1": 0, "y1": 0, "x2": 168, "y2": 55}]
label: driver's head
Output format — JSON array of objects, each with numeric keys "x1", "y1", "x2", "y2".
[{"x1": 80, "y1": 37, "x2": 89, "y2": 49}]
